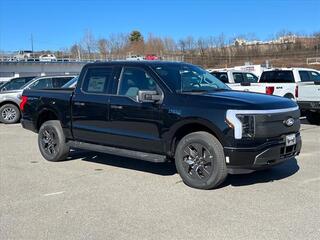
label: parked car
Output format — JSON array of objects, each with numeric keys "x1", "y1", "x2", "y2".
[
  {"x1": 232, "y1": 68, "x2": 320, "y2": 100},
  {"x1": 208, "y1": 70, "x2": 258, "y2": 90},
  {"x1": 39, "y1": 54, "x2": 57, "y2": 62},
  {"x1": 0, "y1": 75, "x2": 75, "y2": 124},
  {"x1": 0, "y1": 76, "x2": 36, "y2": 92},
  {"x1": 297, "y1": 72, "x2": 320, "y2": 124},
  {"x1": 126, "y1": 55, "x2": 144, "y2": 61},
  {"x1": 20, "y1": 61, "x2": 301, "y2": 189},
  {"x1": 145, "y1": 54, "x2": 159, "y2": 60}
]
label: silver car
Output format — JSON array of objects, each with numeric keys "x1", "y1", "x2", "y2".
[{"x1": 0, "y1": 75, "x2": 76, "y2": 124}]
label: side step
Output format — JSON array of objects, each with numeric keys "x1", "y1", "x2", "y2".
[{"x1": 67, "y1": 141, "x2": 167, "y2": 163}]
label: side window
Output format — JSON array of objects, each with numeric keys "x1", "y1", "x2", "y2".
[
  {"x1": 29, "y1": 78, "x2": 53, "y2": 89},
  {"x1": 216, "y1": 73, "x2": 229, "y2": 83},
  {"x1": 233, "y1": 73, "x2": 244, "y2": 83},
  {"x1": 82, "y1": 67, "x2": 113, "y2": 94},
  {"x1": 52, "y1": 77, "x2": 73, "y2": 88},
  {"x1": 243, "y1": 73, "x2": 258, "y2": 83},
  {"x1": 310, "y1": 71, "x2": 320, "y2": 81},
  {"x1": 299, "y1": 71, "x2": 310, "y2": 82},
  {"x1": 118, "y1": 67, "x2": 158, "y2": 99}
]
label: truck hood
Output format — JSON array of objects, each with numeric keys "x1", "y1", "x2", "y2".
[{"x1": 201, "y1": 90, "x2": 298, "y2": 110}]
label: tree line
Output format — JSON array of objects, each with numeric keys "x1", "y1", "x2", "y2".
[{"x1": 59, "y1": 30, "x2": 320, "y2": 68}]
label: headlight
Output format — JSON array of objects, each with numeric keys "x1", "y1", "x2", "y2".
[
  {"x1": 226, "y1": 110, "x2": 255, "y2": 139},
  {"x1": 236, "y1": 115, "x2": 255, "y2": 138}
]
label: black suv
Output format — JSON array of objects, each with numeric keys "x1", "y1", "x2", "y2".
[{"x1": 21, "y1": 61, "x2": 301, "y2": 189}]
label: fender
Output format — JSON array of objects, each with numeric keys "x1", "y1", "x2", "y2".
[{"x1": 163, "y1": 117, "x2": 227, "y2": 156}]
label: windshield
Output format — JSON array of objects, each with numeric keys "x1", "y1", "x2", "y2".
[
  {"x1": 62, "y1": 76, "x2": 78, "y2": 88},
  {"x1": 152, "y1": 64, "x2": 230, "y2": 92}
]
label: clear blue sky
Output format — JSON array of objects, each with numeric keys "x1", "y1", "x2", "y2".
[{"x1": 0, "y1": 0, "x2": 319, "y2": 51}]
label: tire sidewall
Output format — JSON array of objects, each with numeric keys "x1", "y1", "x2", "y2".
[
  {"x1": 38, "y1": 121, "x2": 68, "y2": 161},
  {"x1": 0, "y1": 104, "x2": 21, "y2": 124},
  {"x1": 175, "y1": 132, "x2": 226, "y2": 189}
]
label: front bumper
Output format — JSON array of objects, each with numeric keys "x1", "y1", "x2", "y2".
[{"x1": 224, "y1": 133, "x2": 301, "y2": 171}]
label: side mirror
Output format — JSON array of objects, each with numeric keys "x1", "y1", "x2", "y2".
[
  {"x1": 240, "y1": 82, "x2": 251, "y2": 86},
  {"x1": 138, "y1": 90, "x2": 162, "y2": 103}
]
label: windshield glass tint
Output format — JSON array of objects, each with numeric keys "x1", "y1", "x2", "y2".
[{"x1": 152, "y1": 64, "x2": 229, "y2": 92}]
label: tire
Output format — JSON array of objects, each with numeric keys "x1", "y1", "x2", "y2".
[
  {"x1": 306, "y1": 111, "x2": 320, "y2": 125},
  {"x1": 0, "y1": 104, "x2": 21, "y2": 124},
  {"x1": 175, "y1": 131, "x2": 227, "y2": 189},
  {"x1": 38, "y1": 120, "x2": 70, "y2": 161}
]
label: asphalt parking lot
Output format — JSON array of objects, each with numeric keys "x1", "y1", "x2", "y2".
[{"x1": 0, "y1": 122, "x2": 319, "y2": 240}]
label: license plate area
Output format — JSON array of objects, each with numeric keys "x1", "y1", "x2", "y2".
[{"x1": 285, "y1": 134, "x2": 296, "y2": 146}]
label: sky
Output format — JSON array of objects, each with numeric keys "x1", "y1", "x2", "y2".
[{"x1": 0, "y1": 0, "x2": 319, "y2": 51}]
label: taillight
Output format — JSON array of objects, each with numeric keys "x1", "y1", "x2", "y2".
[
  {"x1": 20, "y1": 96, "x2": 28, "y2": 111},
  {"x1": 266, "y1": 86, "x2": 274, "y2": 95},
  {"x1": 295, "y1": 85, "x2": 298, "y2": 98}
]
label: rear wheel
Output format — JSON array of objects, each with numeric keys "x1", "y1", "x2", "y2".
[
  {"x1": 306, "y1": 111, "x2": 320, "y2": 125},
  {"x1": 0, "y1": 104, "x2": 20, "y2": 124},
  {"x1": 38, "y1": 120, "x2": 70, "y2": 161},
  {"x1": 175, "y1": 131, "x2": 227, "y2": 189}
]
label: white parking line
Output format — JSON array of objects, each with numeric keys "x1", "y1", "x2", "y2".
[{"x1": 43, "y1": 191, "x2": 64, "y2": 196}]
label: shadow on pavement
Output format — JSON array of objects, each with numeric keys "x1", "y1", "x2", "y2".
[
  {"x1": 67, "y1": 149, "x2": 299, "y2": 187},
  {"x1": 67, "y1": 149, "x2": 177, "y2": 176},
  {"x1": 222, "y1": 158, "x2": 299, "y2": 188}
]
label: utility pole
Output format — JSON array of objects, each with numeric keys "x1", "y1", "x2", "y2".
[{"x1": 31, "y1": 34, "x2": 34, "y2": 58}]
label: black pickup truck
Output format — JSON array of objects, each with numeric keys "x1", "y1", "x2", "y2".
[{"x1": 21, "y1": 61, "x2": 301, "y2": 189}]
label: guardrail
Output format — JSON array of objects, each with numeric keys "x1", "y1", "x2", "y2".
[{"x1": 307, "y1": 57, "x2": 320, "y2": 65}]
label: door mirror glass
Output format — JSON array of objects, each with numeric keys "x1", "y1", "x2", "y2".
[{"x1": 138, "y1": 90, "x2": 162, "y2": 103}]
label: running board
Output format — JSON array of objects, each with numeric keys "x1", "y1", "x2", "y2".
[{"x1": 67, "y1": 141, "x2": 167, "y2": 163}]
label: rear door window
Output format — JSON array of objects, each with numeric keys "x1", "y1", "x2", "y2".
[
  {"x1": 52, "y1": 77, "x2": 73, "y2": 88},
  {"x1": 298, "y1": 71, "x2": 320, "y2": 82},
  {"x1": 310, "y1": 71, "x2": 320, "y2": 81},
  {"x1": 82, "y1": 67, "x2": 113, "y2": 94},
  {"x1": 29, "y1": 78, "x2": 53, "y2": 89},
  {"x1": 232, "y1": 73, "x2": 244, "y2": 83},
  {"x1": 243, "y1": 73, "x2": 258, "y2": 83},
  {"x1": 260, "y1": 71, "x2": 294, "y2": 83}
]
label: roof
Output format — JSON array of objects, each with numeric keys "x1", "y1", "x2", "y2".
[{"x1": 84, "y1": 60, "x2": 189, "y2": 68}]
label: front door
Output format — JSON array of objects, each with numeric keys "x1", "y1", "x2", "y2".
[{"x1": 107, "y1": 66, "x2": 164, "y2": 154}]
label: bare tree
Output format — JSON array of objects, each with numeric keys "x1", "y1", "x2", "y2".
[
  {"x1": 82, "y1": 30, "x2": 97, "y2": 59},
  {"x1": 97, "y1": 38, "x2": 108, "y2": 59}
]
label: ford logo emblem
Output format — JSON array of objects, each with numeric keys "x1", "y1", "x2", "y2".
[{"x1": 284, "y1": 118, "x2": 295, "y2": 127}]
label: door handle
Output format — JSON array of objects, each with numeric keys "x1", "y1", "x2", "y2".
[
  {"x1": 74, "y1": 102, "x2": 85, "y2": 106},
  {"x1": 110, "y1": 105, "x2": 123, "y2": 109}
]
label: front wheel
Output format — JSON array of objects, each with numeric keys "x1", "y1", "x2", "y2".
[
  {"x1": 175, "y1": 131, "x2": 227, "y2": 189},
  {"x1": 0, "y1": 104, "x2": 20, "y2": 124},
  {"x1": 38, "y1": 120, "x2": 70, "y2": 161}
]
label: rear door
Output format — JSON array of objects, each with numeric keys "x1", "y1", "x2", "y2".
[
  {"x1": 298, "y1": 70, "x2": 320, "y2": 102},
  {"x1": 71, "y1": 66, "x2": 116, "y2": 144}
]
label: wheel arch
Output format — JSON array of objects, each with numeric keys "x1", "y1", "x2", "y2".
[
  {"x1": 166, "y1": 118, "x2": 225, "y2": 158},
  {"x1": 36, "y1": 107, "x2": 60, "y2": 131}
]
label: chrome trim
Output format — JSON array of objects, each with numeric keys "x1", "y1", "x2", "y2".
[{"x1": 226, "y1": 106, "x2": 299, "y2": 139}]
